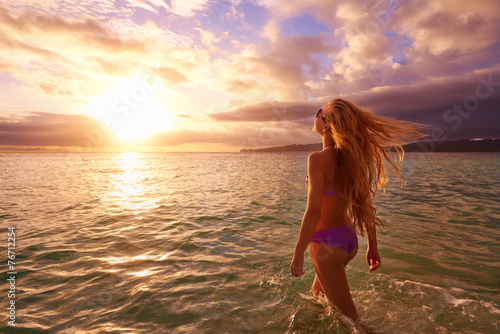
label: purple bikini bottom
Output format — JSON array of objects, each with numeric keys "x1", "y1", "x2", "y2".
[{"x1": 310, "y1": 225, "x2": 358, "y2": 253}]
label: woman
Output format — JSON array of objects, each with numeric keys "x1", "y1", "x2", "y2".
[{"x1": 290, "y1": 98, "x2": 428, "y2": 321}]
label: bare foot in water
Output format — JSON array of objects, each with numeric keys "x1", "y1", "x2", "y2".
[{"x1": 352, "y1": 318, "x2": 378, "y2": 334}]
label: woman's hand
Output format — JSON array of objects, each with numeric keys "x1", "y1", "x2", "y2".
[
  {"x1": 290, "y1": 252, "x2": 305, "y2": 277},
  {"x1": 366, "y1": 246, "x2": 381, "y2": 273}
]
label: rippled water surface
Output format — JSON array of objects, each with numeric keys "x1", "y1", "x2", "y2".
[{"x1": 1, "y1": 152, "x2": 499, "y2": 333}]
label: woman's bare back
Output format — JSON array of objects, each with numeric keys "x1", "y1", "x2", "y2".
[{"x1": 315, "y1": 147, "x2": 352, "y2": 229}]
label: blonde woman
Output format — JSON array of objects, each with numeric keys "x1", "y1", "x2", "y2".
[{"x1": 290, "y1": 98, "x2": 428, "y2": 321}]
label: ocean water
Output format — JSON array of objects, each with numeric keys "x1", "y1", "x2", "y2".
[{"x1": 0, "y1": 151, "x2": 499, "y2": 334}]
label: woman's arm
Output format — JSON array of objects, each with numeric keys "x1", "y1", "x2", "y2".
[
  {"x1": 365, "y1": 221, "x2": 378, "y2": 248},
  {"x1": 363, "y1": 196, "x2": 378, "y2": 247},
  {"x1": 364, "y1": 201, "x2": 381, "y2": 272},
  {"x1": 294, "y1": 211, "x2": 321, "y2": 256}
]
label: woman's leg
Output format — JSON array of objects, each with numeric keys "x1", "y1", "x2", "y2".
[
  {"x1": 311, "y1": 243, "x2": 358, "y2": 295},
  {"x1": 309, "y1": 242, "x2": 359, "y2": 321},
  {"x1": 311, "y1": 272, "x2": 324, "y2": 297}
]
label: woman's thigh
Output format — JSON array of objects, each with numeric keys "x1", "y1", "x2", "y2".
[
  {"x1": 309, "y1": 242, "x2": 348, "y2": 266},
  {"x1": 344, "y1": 244, "x2": 358, "y2": 267}
]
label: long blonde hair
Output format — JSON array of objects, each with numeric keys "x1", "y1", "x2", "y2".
[{"x1": 323, "y1": 98, "x2": 430, "y2": 238}]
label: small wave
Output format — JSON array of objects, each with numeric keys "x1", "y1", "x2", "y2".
[
  {"x1": 443, "y1": 290, "x2": 474, "y2": 306},
  {"x1": 389, "y1": 277, "x2": 500, "y2": 315},
  {"x1": 480, "y1": 301, "x2": 500, "y2": 314},
  {"x1": 37, "y1": 250, "x2": 77, "y2": 261}
]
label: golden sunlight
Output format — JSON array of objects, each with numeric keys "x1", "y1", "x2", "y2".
[
  {"x1": 111, "y1": 98, "x2": 174, "y2": 143},
  {"x1": 97, "y1": 152, "x2": 162, "y2": 213},
  {"x1": 87, "y1": 76, "x2": 174, "y2": 143}
]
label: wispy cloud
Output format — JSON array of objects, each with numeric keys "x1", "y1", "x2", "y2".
[{"x1": 0, "y1": 111, "x2": 121, "y2": 146}]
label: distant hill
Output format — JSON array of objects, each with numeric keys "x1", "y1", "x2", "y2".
[{"x1": 239, "y1": 139, "x2": 500, "y2": 153}]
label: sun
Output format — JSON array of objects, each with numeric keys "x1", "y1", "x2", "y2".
[
  {"x1": 86, "y1": 77, "x2": 175, "y2": 143},
  {"x1": 110, "y1": 98, "x2": 174, "y2": 143}
]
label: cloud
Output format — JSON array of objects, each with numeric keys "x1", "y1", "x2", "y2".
[
  {"x1": 169, "y1": 0, "x2": 210, "y2": 17},
  {"x1": 0, "y1": 111, "x2": 122, "y2": 146},
  {"x1": 0, "y1": 5, "x2": 203, "y2": 104},
  {"x1": 208, "y1": 100, "x2": 314, "y2": 122},
  {"x1": 0, "y1": 5, "x2": 106, "y2": 35},
  {"x1": 398, "y1": 0, "x2": 500, "y2": 55},
  {"x1": 353, "y1": 65, "x2": 500, "y2": 140},
  {"x1": 261, "y1": 19, "x2": 283, "y2": 44},
  {"x1": 135, "y1": 123, "x2": 311, "y2": 148},
  {"x1": 125, "y1": 0, "x2": 171, "y2": 14},
  {"x1": 0, "y1": 106, "x2": 314, "y2": 149},
  {"x1": 0, "y1": 5, "x2": 148, "y2": 62},
  {"x1": 217, "y1": 33, "x2": 339, "y2": 99},
  {"x1": 255, "y1": 0, "x2": 500, "y2": 97},
  {"x1": 212, "y1": 64, "x2": 500, "y2": 142},
  {"x1": 155, "y1": 66, "x2": 189, "y2": 86}
]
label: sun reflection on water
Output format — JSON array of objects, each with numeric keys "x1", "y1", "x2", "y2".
[
  {"x1": 102, "y1": 252, "x2": 156, "y2": 264},
  {"x1": 107, "y1": 152, "x2": 159, "y2": 213}
]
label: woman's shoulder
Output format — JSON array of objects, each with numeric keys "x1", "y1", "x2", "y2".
[
  {"x1": 310, "y1": 148, "x2": 338, "y2": 170},
  {"x1": 308, "y1": 150, "x2": 333, "y2": 171},
  {"x1": 310, "y1": 147, "x2": 336, "y2": 159},
  {"x1": 308, "y1": 151, "x2": 324, "y2": 164}
]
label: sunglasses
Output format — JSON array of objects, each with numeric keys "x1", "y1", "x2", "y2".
[{"x1": 316, "y1": 108, "x2": 328, "y2": 123}]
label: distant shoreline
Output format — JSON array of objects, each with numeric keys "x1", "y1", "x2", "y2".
[{"x1": 240, "y1": 139, "x2": 500, "y2": 153}]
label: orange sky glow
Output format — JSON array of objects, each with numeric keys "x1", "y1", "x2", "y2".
[{"x1": 0, "y1": 0, "x2": 499, "y2": 152}]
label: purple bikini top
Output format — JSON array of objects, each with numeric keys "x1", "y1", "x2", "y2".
[{"x1": 305, "y1": 175, "x2": 340, "y2": 197}]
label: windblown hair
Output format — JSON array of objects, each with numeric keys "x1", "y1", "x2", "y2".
[{"x1": 323, "y1": 98, "x2": 430, "y2": 238}]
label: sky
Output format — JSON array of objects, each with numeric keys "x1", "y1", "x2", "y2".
[{"x1": 0, "y1": 0, "x2": 499, "y2": 152}]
